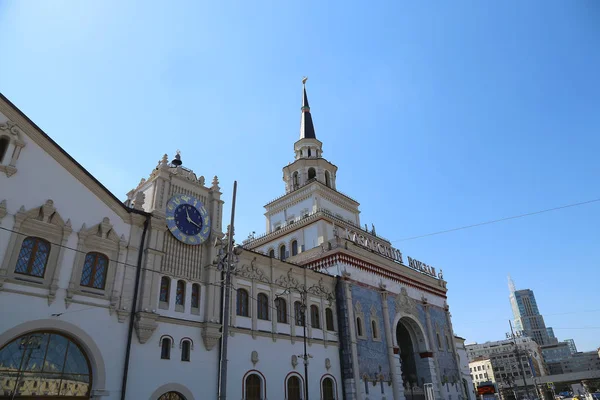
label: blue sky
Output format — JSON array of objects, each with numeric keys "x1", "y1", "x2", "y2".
[{"x1": 1, "y1": 1, "x2": 599, "y2": 351}]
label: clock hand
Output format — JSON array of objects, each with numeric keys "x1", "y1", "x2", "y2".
[{"x1": 188, "y1": 219, "x2": 202, "y2": 228}]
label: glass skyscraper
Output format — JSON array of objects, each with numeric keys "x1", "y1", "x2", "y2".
[{"x1": 508, "y1": 276, "x2": 554, "y2": 346}]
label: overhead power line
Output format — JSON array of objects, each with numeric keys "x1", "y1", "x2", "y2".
[{"x1": 393, "y1": 197, "x2": 600, "y2": 242}]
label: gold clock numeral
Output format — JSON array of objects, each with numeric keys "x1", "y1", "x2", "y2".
[
  {"x1": 179, "y1": 233, "x2": 187, "y2": 242},
  {"x1": 167, "y1": 204, "x2": 174, "y2": 211},
  {"x1": 166, "y1": 216, "x2": 174, "y2": 220},
  {"x1": 170, "y1": 226, "x2": 177, "y2": 232},
  {"x1": 188, "y1": 237, "x2": 197, "y2": 244},
  {"x1": 173, "y1": 198, "x2": 181, "y2": 205},
  {"x1": 181, "y1": 195, "x2": 190, "y2": 202}
]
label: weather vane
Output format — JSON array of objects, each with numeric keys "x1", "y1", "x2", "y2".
[{"x1": 302, "y1": 76, "x2": 308, "y2": 84}]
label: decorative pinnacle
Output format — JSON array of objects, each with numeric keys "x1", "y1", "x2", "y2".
[{"x1": 302, "y1": 76, "x2": 308, "y2": 85}]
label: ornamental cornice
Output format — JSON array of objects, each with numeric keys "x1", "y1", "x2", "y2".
[
  {"x1": 0, "y1": 98, "x2": 133, "y2": 222},
  {"x1": 265, "y1": 181, "x2": 359, "y2": 215}
]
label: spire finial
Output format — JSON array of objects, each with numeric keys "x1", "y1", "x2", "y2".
[
  {"x1": 300, "y1": 78, "x2": 316, "y2": 139},
  {"x1": 171, "y1": 150, "x2": 182, "y2": 166},
  {"x1": 508, "y1": 274, "x2": 516, "y2": 293}
]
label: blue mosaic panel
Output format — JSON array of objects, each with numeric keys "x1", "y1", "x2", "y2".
[{"x1": 351, "y1": 285, "x2": 390, "y2": 379}]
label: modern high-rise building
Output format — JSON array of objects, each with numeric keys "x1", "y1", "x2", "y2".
[
  {"x1": 564, "y1": 339, "x2": 578, "y2": 354},
  {"x1": 508, "y1": 276, "x2": 554, "y2": 346}
]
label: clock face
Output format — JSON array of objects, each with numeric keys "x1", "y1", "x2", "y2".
[{"x1": 165, "y1": 194, "x2": 211, "y2": 245}]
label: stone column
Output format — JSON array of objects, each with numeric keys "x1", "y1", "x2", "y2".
[
  {"x1": 344, "y1": 276, "x2": 362, "y2": 400},
  {"x1": 423, "y1": 303, "x2": 443, "y2": 400},
  {"x1": 381, "y1": 290, "x2": 404, "y2": 400}
]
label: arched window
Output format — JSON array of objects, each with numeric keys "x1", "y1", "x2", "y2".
[
  {"x1": 158, "y1": 392, "x2": 186, "y2": 400},
  {"x1": 356, "y1": 317, "x2": 363, "y2": 337},
  {"x1": 80, "y1": 252, "x2": 109, "y2": 289},
  {"x1": 0, "y1": 331, "x2": 92, "y2": 398},
  {"x1": 287, "y1": 375, "x2": 302, "y2": 400},
  {"x1": 237, "y1": 289, "x2": 249, "y2": 317},
  {"x1": 191, "y1": 283, "x2": 200, "y2": 309},
  {"x1": 308, "y1": 148, "x2": 312, "y2": 157},
  {"x1": 181, "y1": 340, "x2": 191, "y2": 362},
  {"x1": 326, "y1": 308, "x2": 335, "y2": 331},
  {"x1": 245, "y1": 373, "x2": 262, "y2": 400},
  {"x1": 268, "y1": 249, "x2": 275, "y2": 258},
  {"x1": 310, "y1": 305, "x2": 320, "y2": 329},
  {"x1": 176, "y1": 280, "x2": 185, "y2": 306},
  {"x1": 291, "y1": 240, "x2": 298, "y2": 256},
  {"x1": 322, "y1": 377, "x2": 335, "y2": 400},
  {"x1": 325, "y1": 170, "x2": 331, "y2": 187},
  {"x1": 0, "y1": 136, "x2": 9, "y2": 163},
  {"x1": 257, "y1": 293, "x2": 269, "y2": 320},
  {"x1": 372, "y1": 320, "x2": 379, "y2": 339},
  {"x1": 159, "y1": 277, "x2": 170, "y2": 303},
  {"x1": 14, "y1": 236, "x2": 50, "y2": 278},
  {"x1": 292, "y1": 171, "x2": 299, "y2": 188},
  {"x1": 294, "y1": 301, "x2": 305, "y2": 326},
  {"x1": 275, "y1": 297, "x2": 287, "y2": 323},
  {"x1": 161, "y1": 337, "x2": 171, "y2": 359},
  {"x1": 279, "y1": 245, "x2": 286, "y2": 261},
  {"x1": 308, "y1": 167, "x2": 316, "y2": 180}
]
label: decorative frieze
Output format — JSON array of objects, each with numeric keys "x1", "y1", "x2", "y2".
[{"x1": 134, "y1": 311, "x2": 159, "y2": 344}]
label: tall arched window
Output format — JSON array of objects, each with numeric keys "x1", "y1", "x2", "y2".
[
  {"x1": 80, "y1": 252, "x2": 109, "y2": 289},
  {"x1": 181, "y1": 340, "x2": 191, "y2": 362},
  {"x1": 308, "y1": 167, "x2": 316, "y2": 180},
  {"x1": 325, "y1": 170, "x2": 331, "y2": 187},
  {"x1": 372, "y1": 320, "x2": 379, "y2": 339},
  {"x1": 268, "y1": 249, "x2": 275, "y2": 258},
  {"x1": 237, "y1": 289, "x2": 249, "y2": 317},
  {"x1": 245, "y1": 374, "x2": 262, "y2": 400},
  {"x1": 279, "y1": 245, "x2": 286, "y2": 261},
  {"x1": 322, "y1": 377, "x2": 335, "y2": 400},
  {"x1": 292, "y1": 171, "x2": 299, "y2": 189},
  {"x1": 191, "y1": 283, "x2": 200, "y2": 309},
  {"x1": 0, "y1": 331, "x2": 92, "y2": 398},
  {"x1": 294, "y1": 301, "x2": 304, "y2": 326},
  {"x1": 14, "y1": 236, "x2": 51, "y2": 278},
  {"x1": 275, "y1": 297, "x2": 287, "y2": 323},
  {"x1": 291, "y1": 240, "x2": 298, "y2": 256},
  {"x1": 161, "y1": 337, "x2": 171, "y2": 359},
  {"x1": 310, "y1": 305, "x2": 320, "y2": 329},
  {"x1": 257, "y1": 293, "x2": 269, "y2": 320},
  {"x1": 176, "y1": 280, "x2": 186, "y2": 306},
  {"x1": 326, "y1": 308, "x2": 335, "y2": 331},
  {"x1": 356, "y1": 317, "x2": 363, "y2": 337},
  {"x1": 0, "y1": 136, "x2": 9, "y2": 164},
  {"x1": 159, "y1": 277, "x2": 170, "y2": 303},
  {"x1": 287, "y1": 375, "x2": 302, "y2": 400}
]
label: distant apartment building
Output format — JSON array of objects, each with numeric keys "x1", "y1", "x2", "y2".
[
  {"x1": 469, "y1": 358, "x2": 495, "y2": 388},
  {"x1": 508, "y1": 276, "x2": 555, "y2": 346},
  {"x1": 466, "y1": 337, "x2": 546, "y2": 382},
  {"x1": 560, "y1": 351, "x2": 600, "y2": 373},
  {"x1": 564, "y1": 338, "x2": 578, "y2": 354},
  {"x1": 546, "y1": 327, "x2": 557, "y2": 341}
]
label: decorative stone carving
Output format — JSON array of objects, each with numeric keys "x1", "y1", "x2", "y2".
[
  {"x1": 133, "y1": 192, "x2": 145, "y2": 210},
  {"x1": 198, "y1": 176, "x2": 205, "y2": 186},
  {"x1": 251, "y1": 350, "x2": 259, "y2": 366},
  {"x1": 275, "y1": 268, "x2": 302, "y2": 289},
  {"x1": 325, "y1": 358, "x2": 331, "y2": 371},
  {"x1": 355, "y1": 301, "x2": 363, "y2": 315},
  {"x1": 202, "y1": 323, "x2": 222, "y2": 351},
  {"x1": 0, "y1": 120, "x2": 21, "y2": 136},
  {"x1": 237, "y1": 257, "x2": 270, "y2": 283},
  {"x1": 395, "y1": 287, "x2": 418, "y2": 316},
  {"x1": 370, "y1": 304, "x2": 378, "y2": 320},
  {"x1": 211, "y1": 175, "x2": 220, "y2": 191},
  {"x1": 291, "y1": 355, "x2": 298, "y2": 368},
  {"x1": 0, "y1": 200, "x2": 6, "y2": 221},
  {"x1": 134, "y1": 311, "x2": 159, "y2": 344},
  {"x1": 116, "y1": 308, "x2": 130, "y2": 323}
]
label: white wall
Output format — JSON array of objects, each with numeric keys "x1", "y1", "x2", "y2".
[{"x1": 228, "y1": 333, "x2": 342, "y2": 400}]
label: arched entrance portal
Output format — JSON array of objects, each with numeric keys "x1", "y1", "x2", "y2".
[
  {"x1": 396, "y1": 317, "x2": 434, "y2": 398},
  {"x1": 0, "y1": 331, "x2": 92, "y2": 398}
]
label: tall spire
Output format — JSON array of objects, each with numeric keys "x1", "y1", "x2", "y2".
[
  {"x1": 508, "y1": 274, "x2": 516, "y2": 293},
  {"x1": 300, "y1": 77, "x2": 316, "y2": 139}
]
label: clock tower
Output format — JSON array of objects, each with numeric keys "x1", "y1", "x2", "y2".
[{"x1": 125, "y1": 152, "x2": 225, "y2": 348}]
